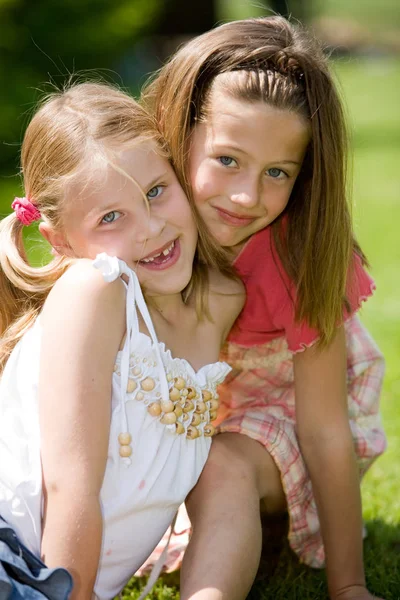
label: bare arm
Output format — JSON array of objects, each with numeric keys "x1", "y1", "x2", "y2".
[
  {"x1": 294, "y1": 326, "x2": 371, "y2": 599},
  {"x1": 39, "y1": 261, "x2": 126, "y2": 599}
]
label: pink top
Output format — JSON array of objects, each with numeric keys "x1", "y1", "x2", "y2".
[{"x1": 228, "y1": 226, "x2": 375, "y2": 352}]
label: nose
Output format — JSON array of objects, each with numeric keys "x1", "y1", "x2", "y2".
[
  {"x1": 230, "y1": 181, "x2": 259, "y2": 209},
  {"x1": 136, "y1": 211, "x2": 166, "y2": 245}
]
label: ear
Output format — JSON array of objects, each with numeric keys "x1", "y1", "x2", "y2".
[{"x1": 39, "y1": 222, "x2": 72, "y2": 256}]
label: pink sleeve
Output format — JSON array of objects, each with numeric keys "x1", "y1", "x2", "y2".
[
  {"x1": 275, "y1": 252, "x2": 376, "y2": 353},
  {"x1": 344, "y1": 252, "x2": 376, "y2": 318}
]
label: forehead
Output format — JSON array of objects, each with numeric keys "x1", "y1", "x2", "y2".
[{"x1": 199, "y1": 89, "x2": 310, "y2": 156}]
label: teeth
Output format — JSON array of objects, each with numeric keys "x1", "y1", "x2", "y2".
[
  {"x1": 142, "y1": 241, "x2": 175, "y2": 263},
  {"x1": 163, "y1": 242, "x2": 174, "y2": 256}
]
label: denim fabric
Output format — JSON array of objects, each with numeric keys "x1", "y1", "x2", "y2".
[{"x1": 0, "y1": 517, "x2": 73, "y2": 600}]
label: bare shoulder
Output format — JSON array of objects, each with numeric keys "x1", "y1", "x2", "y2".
[
  {"x1": 42, "y1": 258, "x2": 126, "y2": 323},
  {"x1": 207, "y1": 268, "x2": 245, "y2": 340}
]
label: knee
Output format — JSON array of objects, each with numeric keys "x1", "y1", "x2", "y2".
[
  {"x1": 196, "y1": 433, "x2": 286, "y2": 514},
  {"x1": 197, "y1": 433, "x2": 259, "y2": 493},
  {"x1": 185, "y1": 434, "x2": 261, "y2": 525}
]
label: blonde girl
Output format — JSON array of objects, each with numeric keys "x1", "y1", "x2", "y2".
[
  {"x1": 140, "y1": 16, "x2": 386, "y2": 600},
  {"x1": 0, "y1": 82, "x2": 243, "y2": 599}
]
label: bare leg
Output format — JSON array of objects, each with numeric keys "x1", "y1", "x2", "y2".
[{"x1": 180, "y1": 433, "x2": 286, "y2": 600}]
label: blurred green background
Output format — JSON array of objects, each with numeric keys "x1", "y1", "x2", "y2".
[{"x1": 0, "y1": 0, "x2": 399, "y2": 598}]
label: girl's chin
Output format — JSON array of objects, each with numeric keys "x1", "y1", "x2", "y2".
[
  {"x1": 138, "y1": 267, "x2": 193, "y2": 296},
  {"x1": 213, "y1": 230, "x2": 248, "y2": 249}
]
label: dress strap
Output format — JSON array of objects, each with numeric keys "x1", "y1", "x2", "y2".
[{"x1": 92, "y1": 254, "x2": 170, "y2": 464}]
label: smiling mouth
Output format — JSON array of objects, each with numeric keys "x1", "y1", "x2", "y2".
[
  {"x1": 215, "y1": 207, "x2": 257, "y2": 227},
  {"x1": 138, "y1": 239, "x2": 180, "y2": 270},
  {"x1": 140, "y1": 240, "x2": 175, "y2": 263}
]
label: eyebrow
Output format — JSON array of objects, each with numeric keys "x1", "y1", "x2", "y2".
[
  {"x1": 212, "y1": 143, "x2": 248, "y2": 156},
  {"x1": 274, "y1": 160, "x2": 302, "y2": 166},
  {"x1": 144, "y1": 170, "x2": 169, "y2": 190}
]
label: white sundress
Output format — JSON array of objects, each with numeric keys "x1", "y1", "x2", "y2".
[{"x1": 0, "y1": 253, "x2": 231, "y2": 600}]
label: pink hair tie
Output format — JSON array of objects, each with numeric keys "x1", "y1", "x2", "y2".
[{"x1": 11, "y1": 197, "x2": 41, "y2": 226}]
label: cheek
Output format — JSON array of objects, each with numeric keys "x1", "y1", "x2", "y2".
[
  {"x1": 64, "y1": 228, "x2": 91, "y2": 256},
  {"x1": 263, "y1": 184, "x2": 293, "y2": 215},
  {"x1": 190, "y1": 164, "x2": 220, "y2": 207},
  {"x1": 169, "y1": 189, "x2": 195, "y2": 226}
]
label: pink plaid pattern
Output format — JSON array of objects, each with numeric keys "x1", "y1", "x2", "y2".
[{"x1": 137, "y1": 316, "x2": 386, "y2": 574}]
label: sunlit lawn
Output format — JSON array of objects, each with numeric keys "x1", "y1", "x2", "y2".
[{"x1": 1, "y1": 58, "x2": 399, "y2": 599}]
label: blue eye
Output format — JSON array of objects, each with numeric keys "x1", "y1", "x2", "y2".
[
  {"x1": 147, "y1": 185, "x2": 164, "y2": 200},
  {"x1": 267, "y1": 168, "x2": 286, "y2": 178},
  {"x1": 218, "y1": 156, "x2": 237, "y2": 168},
  {"x1": 101, "y1": 210, "x2": 121, "y2": 224}
]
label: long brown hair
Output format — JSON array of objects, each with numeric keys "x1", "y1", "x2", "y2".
[
  {"x1": 142, "y1": 15, "x2": 367, "y2": 345},
  {"x1": 0, "y1": 82, "x2": 234, "y2": 373}
]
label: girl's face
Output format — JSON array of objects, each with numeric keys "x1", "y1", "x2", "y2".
[
  {"x1": 188, "y1": 88, "x2": 310, "y2": 253},
  {"x1": 49, "y1": 141, "x2": 197, "y2": 297}
]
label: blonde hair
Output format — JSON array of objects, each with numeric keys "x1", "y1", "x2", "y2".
[
  {"x1": 142, "y1": 16, "x2": 367, "y2": 346},
  {"x1": 0, "y1": 82, "x2": 234, "y2": 373}
]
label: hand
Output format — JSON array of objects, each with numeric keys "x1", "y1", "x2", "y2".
[{"x1": 332, "y1": 584, "x2": 384, "y2": 600}]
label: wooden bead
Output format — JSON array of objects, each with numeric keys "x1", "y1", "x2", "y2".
[
  {"x1": 126, "y1": 379, "x2": 137, "y2": 393},
  {"x1": 133, "y1": 366, "x2": 141, "y2": 376},
  {"x1": 167, "y1": 373, "x2": 173, "y2": 382},
  {"x1": 119, "y1": 444, "x2": 132, "y2": 458},
  {"x1": 204, "y1": 424, "x2": 216, "y2": 437},
  {"x1": 182, "y1": 413, "x2": 189, "y2": 422},
  {"x1": 173, "y1": 404, "x2": 183, "y2": 418},
  {"x1": 209, "y1": 399, "x2": 219, "y2": 411},
  {"x1": 160, "y1": 399, "x2": 174, "y2": 413},
  {"x1": 174, "y1": 377, "x2": 186, "y2": 390},
  {"x1": 187, "y1": 387, "x2": 196, "y2": 399},
  {"x1": 209, "y1": 410, "x2": 218, "y2": 421},
  {"x1": 136, "y1": 392, "x2": 144, "y2": 401},
  {"x1": 118, "y1": 432, "x2": 132, "y2": 445},
  {"x1": 175, "y1": 422, "x2": 185, "y2": 435},
  {"x1": 141, "y1": 377, "x2": 155, "y2": 391},
  {"x1": 148, "y1": 402, "x2": 162, "y2": 417},
  {"x1": 180, "y1": 388, "x2": 189, "y2": 397},
  {"x1": 195, "y1": 401, "x2": 206, "y2": 414},
  {"x1": 183, "y1": 400, "x2": 194, "y2": 413},
  {"x1": 169, "y1": 387, "x2": 180, "y2": 401},
  {"x1": 186, "y1": 425, "x2": 200, "y2": 439},
  {"x1": 202, "y1": 390, "x2": 212, "y2": 401},
  {"x1": 160, "y1": 412, "x2": 177, "y2": 425},
  {"x1": 191, "y1": 413, "x2": 201, "y2": 426}
]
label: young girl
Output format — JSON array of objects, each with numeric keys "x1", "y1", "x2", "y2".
[
  {"x1": 140, "y1": 16, "x2": 386, "y2": 600},
  {"x1": 0, "y1": 82, "x2": 244, "y2": 599}
]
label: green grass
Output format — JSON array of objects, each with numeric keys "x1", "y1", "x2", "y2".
[
  {"x1": 312, "y1": 0, "x2": 400, "y2": 32},
  {"x1": 1, "y1": 59, "x2": 399, "y2": 599},
  {"x1": 218, "y1": 0, "x2": 400, "y2": 33}
]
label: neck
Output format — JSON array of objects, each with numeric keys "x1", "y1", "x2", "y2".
[
  {"x1": 147, "y1": 292, "x2": 190, "y2": 326},
  {"x1": 230, "y1": 238, "x2": 251, "y2": 259}
]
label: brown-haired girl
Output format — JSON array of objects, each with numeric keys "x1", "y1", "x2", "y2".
[
  {"x1": 140, "y1": 16, "x2": 386, "y2": 600},
  {"x1": 0, "y1": 82, "x2": 244, "y2": 599}
]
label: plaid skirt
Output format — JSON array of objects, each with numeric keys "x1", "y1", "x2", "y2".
[{"x1": 137, "y1": 315, "x2": 386, "y2": 573}]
